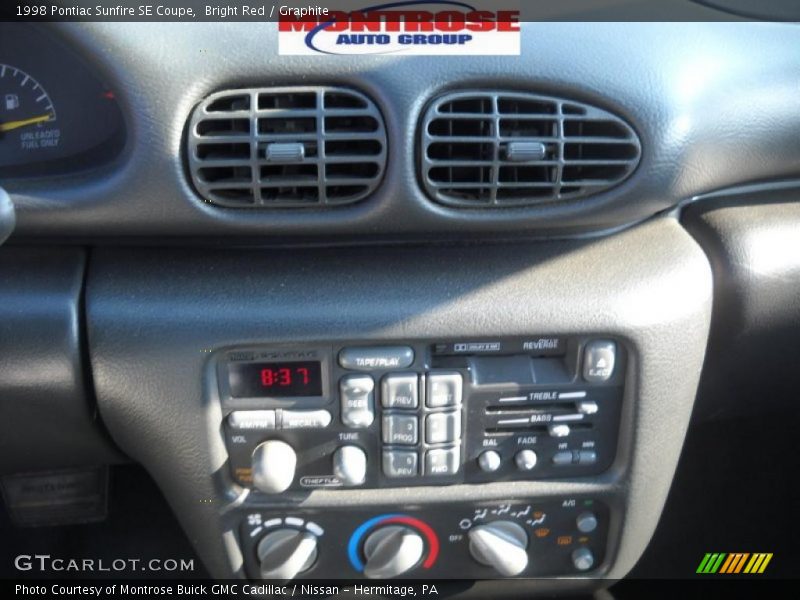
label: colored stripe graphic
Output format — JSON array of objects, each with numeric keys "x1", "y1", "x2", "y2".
[
  {"x1": 744, "y1": 553, "x2": 773, "y2": 574},
  {"x1": 698, "y1": 552, "x2": 773, "y2": 574},
  {"x1": 719, "y1": 553, "x2": 749, "y2": 573},
  {"x1": 697, "y1": 553, "x2": 727, "y2": 573},
  {"x1": 719, "y1": 554, "x2": 735, "y2": 574},
  {"x1": 734, "y1": 553, "x2": 750, "y2": 573},
  {"x1": 696, "y1": 553, "x2": 713, "y2": 573}
]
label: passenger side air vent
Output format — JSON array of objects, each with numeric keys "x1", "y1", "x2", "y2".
[
  {"x1": 188, "y1": 87, "x2": 387, "y2": 207},
  {"x1": 420, "y1": 91, "x2": 641, "y2": 207}
]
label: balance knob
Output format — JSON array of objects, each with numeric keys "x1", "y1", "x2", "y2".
[
  {"x1": 468, "y1": 521, "x2": 529, "y2": 576},
  {"x1": 257, "y1": 528, "x2": 318, "y2": 580},
  {"x1": 362, "y1": 525, "x2": 424, "y2": 579},
  {"x1": 252, "y1": 440, "x2": 296, "y2": 494}
]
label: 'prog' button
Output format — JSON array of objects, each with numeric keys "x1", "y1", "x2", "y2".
[{"x1": 338, "y1": 346, "x2": 414, "y2": 371}]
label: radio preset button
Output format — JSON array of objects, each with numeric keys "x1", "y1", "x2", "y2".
[
  {"x1": 339, "y1": 346, "x2": 414, "y2": 371},
  {"x1": 381, "y1": 373, "x2": 418, "y2": 409},
  {"x1": 425, "y1": 446, "x2": 460, "y2": 476},
  {"x1": 227, "y1": 410, "x2": 276, "y2": 430},
  {"x1": 426, "y1": 371, "x2": 463, "y2": 408},
  {"x1": 280, "y1": 409, "x2": 332, "y2": 430},
  {"x1": 425, "y1": 411, "x2": 461, "y2": 444},
  {"x1": 383, "y1": 450, "x2": 418, "y2": 478},
  {"x1": 382, "y1": 414, "x2": 418, "y2": 446},
  {"x1": 478, "y1": 450, "x2": 502, "y2": 472},
  {"x1": 340, "y1": 374, "x2": 375, "y2": 428}
]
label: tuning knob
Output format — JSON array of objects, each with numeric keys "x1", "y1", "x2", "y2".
[
  {"x1": 257, "y1": 528, "x2": 318, "y2": 580},
  {"x1": 252, "y1": 440, "x2": 296, "y2": 494},
  {"x1": 362, "y1": 525, "x2": 424, "y2": 579},
  {"x1": 468, "y1": 520, "x2": 529, "y2": 576},
  {"x1": 333, "y1": 445, "x2": 367, "y2": 486}
]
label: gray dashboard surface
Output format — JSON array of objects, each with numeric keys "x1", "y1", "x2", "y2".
[
  {"x1": 7, "y1": 21, "x2": 800, "y2": 242},
  {"x1": 0, "y1": 247, "x2": 123, "y2": 473},
  {"x1": 85, "y1": 216, "x2": 712, "y2": 584},
  {"x1": 683, "y1": 188, "x2": 800, "y2": 422}
]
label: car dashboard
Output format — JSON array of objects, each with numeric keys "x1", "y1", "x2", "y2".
[{"x1": 1, "y1": 11, "x2": 799, "y2": 597}]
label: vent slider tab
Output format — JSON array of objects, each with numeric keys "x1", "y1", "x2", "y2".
[{"x1": 265, "y1": 142, "x2": 305, "y2": 163}]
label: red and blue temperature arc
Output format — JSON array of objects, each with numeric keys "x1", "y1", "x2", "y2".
[{"x1": 347, "y1": 514, "x2": 440, "y2": 572}]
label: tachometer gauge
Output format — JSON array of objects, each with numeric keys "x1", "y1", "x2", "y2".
[{"x1": 0, "y1": 64, "x2": 61, "y2": 161}]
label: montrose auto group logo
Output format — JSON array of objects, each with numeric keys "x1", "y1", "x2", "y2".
[{"x1": 278, "y1": 1, "x2": 521, "y2": 55}]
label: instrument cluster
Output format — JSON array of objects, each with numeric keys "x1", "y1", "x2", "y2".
[{"x1": 0, "y1": 24, "x2": 125, "y2": 179}]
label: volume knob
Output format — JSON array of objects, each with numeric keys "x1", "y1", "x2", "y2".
[
  {"x1": 252, "y1": 440, "x2": 296, "y2": 494},
  {"x1": 468, "y1": 520, "x2": 529, "y2": 577}
]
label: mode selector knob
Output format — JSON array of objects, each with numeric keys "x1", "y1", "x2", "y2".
[
  {"x1": 257, "y1": 528, "x2": 318, "y2": 580},
  {"x1": 252, "y1": 440, "x2": 296, "y2": 494},
  {"x1": 468, "y1": 521, "x2": 529, "y2": 577},
  {"x1": 362, "y1": 525, "x2": 424, "y2": 579}
]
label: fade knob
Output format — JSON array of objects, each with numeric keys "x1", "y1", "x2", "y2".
[
  {"x1": 362, "y1": 525, "x2": 424, "y2": 579},
  {"x1": 468, "y1": 520, "x2": 529, "y2": 576},
  {"x1": 257, "y1": 528, "x2": 318, "y2": 580},
  {"x1": 252, "y1": 440, "x2": 296, "y2": 494}
]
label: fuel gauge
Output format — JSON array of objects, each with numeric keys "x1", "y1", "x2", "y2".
[{"x1": 0, "y1": 63, "x2": 61, "y2": 164}]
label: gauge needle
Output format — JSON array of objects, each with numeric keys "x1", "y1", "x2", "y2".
[{"x1": 0, "y1": 114, "x2": 53, "y2": 133}]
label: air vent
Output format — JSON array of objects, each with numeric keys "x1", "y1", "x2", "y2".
[
  {"x1": 420, "y1": 92, "x2": 641, "y2": 207},
  {"x1": 188, "y1": 87, "x2": 387, "y2": 207}
]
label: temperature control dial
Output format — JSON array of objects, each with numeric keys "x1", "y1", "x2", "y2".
[
  {"x1": 348, "y1": 514, "x2": 440, "y2": 578},
  {"x1": 257, "y1": 528, "x2": 318, "y2": 580},
  {"x1": 362, "y1": 525, "x2": 424, "y2": 579},
  {"x1": 468, "y1": 520, "x2": 529, "y2": 576}
]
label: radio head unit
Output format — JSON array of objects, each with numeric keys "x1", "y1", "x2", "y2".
[{"x1": 218, "y1": 336, "x2": 624, "y2": 494}]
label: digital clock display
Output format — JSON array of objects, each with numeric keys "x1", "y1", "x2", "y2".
[{"x1": 228, "y1": 361, "x2": 323, "y2": 398}]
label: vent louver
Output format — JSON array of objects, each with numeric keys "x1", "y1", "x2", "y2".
[
  {"x1": 188, "y1": 87, "x2": 387, "y2": 207},
  {"x1": 420, "y1": 91, "x2": 641, "y2": 207}
]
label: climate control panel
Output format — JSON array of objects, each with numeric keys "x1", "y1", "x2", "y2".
[
  {"x1": 239, "y1": 497, "x2": 609, "y2": 579},
  {"x1": 219, "y1": 337, "x2": 624, "y2": 493}
]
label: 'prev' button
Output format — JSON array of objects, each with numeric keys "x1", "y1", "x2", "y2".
[{"x1": 339, "y1": 346, "x2": 414, "y2": 371}]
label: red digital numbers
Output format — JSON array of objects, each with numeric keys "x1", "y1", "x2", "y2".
[
  {"x1": 260, "y1": 368, "x2": 275, "y2": 386},
  {"x1": 260, "y1": 366, "x2": 310, "y2": 387}
]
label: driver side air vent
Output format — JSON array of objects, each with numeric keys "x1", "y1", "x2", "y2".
[
  {"x1": 420, "y1": 91, "x2": 641, "y2": 208},
  {"x1": 188, "y1": 87, "x2": 387, "y2": 207}
]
